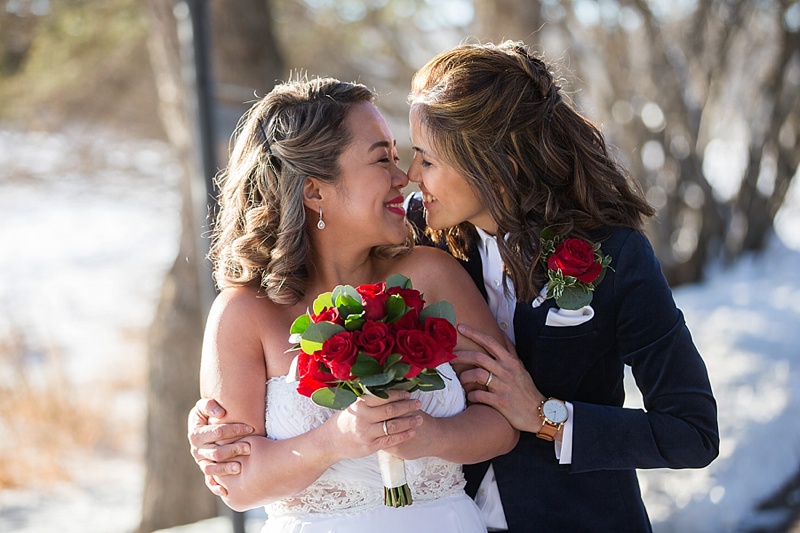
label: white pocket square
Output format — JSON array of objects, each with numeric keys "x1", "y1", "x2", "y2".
[{"x1": 545, "y1": 306, "x2": 595, "y2": 327}]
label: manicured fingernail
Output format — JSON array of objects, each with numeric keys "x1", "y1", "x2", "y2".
[
  {"x1": 242, "y1": 425, "x2": 254, "y2": 434},
  {"x1": 242, "y1": 444, "x2": 251, "y2": 455},
  {"x1": 230, "y1": 463, "x2": 240, "y2": 474},
  {"x1": 457, "y1": 324, "x2": 467, "y2": 333}
]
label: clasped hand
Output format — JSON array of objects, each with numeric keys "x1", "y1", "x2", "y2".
[{"x1": 187, "y1": 391, "x2": 422, "y2": 497}]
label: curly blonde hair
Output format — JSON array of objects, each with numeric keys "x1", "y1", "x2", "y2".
[{"x1": 211, "y1": 76, "x2": 411, "y2": 305}]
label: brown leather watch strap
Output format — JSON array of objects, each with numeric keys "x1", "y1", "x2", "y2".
[{"x1": 536, "y1": 420, "x2": 560, "y2": 441}]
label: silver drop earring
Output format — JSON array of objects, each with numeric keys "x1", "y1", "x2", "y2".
[{"x1": 317, "y1": 206, "x2": 326, "y2": 230}]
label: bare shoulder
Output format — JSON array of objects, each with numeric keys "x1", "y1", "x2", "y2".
[
  {"x1": 385, "y1": 246, "x2": 475, "y2": 302},
  {"x1": 209, "y1": 285, "x2": 277, "y2": 326},
  {"x1": 390, "y1": 246, "x2": 465, "y2": 277}
]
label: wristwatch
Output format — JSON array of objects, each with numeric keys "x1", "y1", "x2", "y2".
[{"x1": 536, "y1": 398, "x2": 568, "y2": 441}]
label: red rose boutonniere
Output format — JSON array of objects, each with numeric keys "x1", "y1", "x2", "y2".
[
  {"x1": 288, "y1": 274, "x2": 457, "y2": 507},
  {"x1": 539, "y1": 227, "x2": 613, "y2": 310}
]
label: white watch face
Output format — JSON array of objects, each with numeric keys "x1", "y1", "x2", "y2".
[{"x1": 543, "y1": 399, "x2": 568, "y2": 424}]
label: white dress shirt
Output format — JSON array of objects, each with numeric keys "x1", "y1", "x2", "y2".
[{"x1": 472, "y1": 228, "x2": 575, "y2": 530}]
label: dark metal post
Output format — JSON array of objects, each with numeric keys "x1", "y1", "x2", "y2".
[
  {"x1": 174, "y1": 0, "x2": 218, "y2": 314},
  {"x1": 174, "y1": 1, "x2": 244, "y2": 533}
]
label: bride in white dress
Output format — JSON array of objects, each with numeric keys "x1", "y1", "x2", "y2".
[{"x1": 198, "y1": 76, "x2": 516, "y2": 532}]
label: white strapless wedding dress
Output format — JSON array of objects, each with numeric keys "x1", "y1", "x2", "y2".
[{"x1": 261, "y1": 363, "x2": 487, "y2": 533}]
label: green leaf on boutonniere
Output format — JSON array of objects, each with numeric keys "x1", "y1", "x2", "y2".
[
  {"x1": 540, "y1": 227, "x2": 559, "y2": 242},
  {"x1": 386, "y1": 274, "x2": 412, "y2": 289},
  {"x1": 419, "y1": 301, "x2": 456, "y2": 326},
  {"x1": 311, "y1": 386, "x2": 358, "y2": 410},
  {"x1": 592, "y1": 266, "x2": 607, "y2": 287},
  {"x1": 556, "y1": 285, "x2": 593, "y2": 310},
  {"x1": 300, "y1": 321, "x2": 345, "y2": 355}
]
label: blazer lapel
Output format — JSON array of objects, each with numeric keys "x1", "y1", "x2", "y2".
[{"x1": 460, "y1": 240, "x2": 488, "y2": 301}]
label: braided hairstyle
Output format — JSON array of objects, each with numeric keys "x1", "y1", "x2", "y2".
[
  {"x1": 211, "y1": 76, "x2": 411, "y2": 306},
  {"x1": 408, "y1": 40, "x2": 654, "y2": 302}
]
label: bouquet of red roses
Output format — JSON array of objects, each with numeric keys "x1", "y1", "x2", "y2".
[
  {"x1": 288, "y1": 274, "x2": 458, "y2": 507},
  {"x1": 539, "y1": 227, "x2": 612, "y2": 310}
]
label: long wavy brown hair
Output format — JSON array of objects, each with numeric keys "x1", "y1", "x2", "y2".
[
  {"x1": 211, "y1": 76, "x2": 412, "y2": 305},
  {"x1": 409, "y1": 41, "x2": 655, "y2": 303}
]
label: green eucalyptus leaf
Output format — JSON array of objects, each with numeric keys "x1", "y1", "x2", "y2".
[
  {"x1": 383, "y1": 353, "x2": 403, "y2": 368},
  {"x1": 311, "y1": 386, "x2": 357, "y2": 410},
  {"x1": 419, "y1": 301, "x2": 456, "y2": 326},
  {"x1": 360, "y1": 372, "x2": 394, "y2": 387},
  {"x1": 384, "y1": 362, "x2": 411, "y2": 381},
  {"x1": 386, "y1": 380, "x2": 418, "y2": 391},
  {"x1": 338, "y1": 294, "x2": 363, "y2": 312},
  {"x1": 332, "y1": 285, "x2": 361, "y2": 306},
  {"x1": 344, "y1": 316, "x2": 366, "y2": 332},
  {"x1": 312, "y1": 292, "x2": 334, "y2": 315},
  {"x1": 290, "y1": 314, "x2": 311, "y2": 335},
  {"x1": 386, "y1": 274, "x2": 412, "y2": 289},
  {"x1": 351, "y1": 353, "x2": 383, "y2": 377},
  {"x1": 367, "y1": 388, "x2": 389, "y2": 399},
  {"x1": 415, "y1": 371, "x2": 445, "y2": 390},
  {"x1": 556, "y1": 286, "x2": 592, "y2": 310},
  {"x1": 385, "y1": 295, "x2": 408, "y2": 323},
  {"x1": 300, "y1": 321, "x2": 346, "y2": 354}
]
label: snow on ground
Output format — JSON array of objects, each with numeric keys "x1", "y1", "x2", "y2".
[{"x1": 0, "y1": 128, "x2": 798, "y2": 532}]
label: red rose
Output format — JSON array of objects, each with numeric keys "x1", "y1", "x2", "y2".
[
  {"x1": 356, "y1": 282, "x2": 389, "y2": 321},
  {"x1": 312, "y1": 307, "x2": 343, "y2": 325},
  {"x1": 422, "y1": 317, "x2": 457, "y2": 353},
  {"x1": 386, "y1": 287, "x2": 425, "y2": 315},
  {"x1": 319, "y1": 332, "x2": 359, "y2": 380},
  {"x1": 547, "y1": 238, "x2": 602, "y2": 283},
  {"x1": 353, "y1": 320, "x2": 395, "y2": 365},
  {"x1": 296, "y1": 351, "x2": 337, "y2": 397},
  {"x1": 395, "y1": 329, "x2": 455, "y2": 378},
  {"x1": 390, "y1": 310, "x2": 421, "y2": 334}
]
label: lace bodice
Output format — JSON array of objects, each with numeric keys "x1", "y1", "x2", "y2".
[{"x1": 264, "y1": 364, "x2": 468, "y2": 518}]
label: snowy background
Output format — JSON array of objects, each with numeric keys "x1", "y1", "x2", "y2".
[{"x1": 0, "y1": 127, "x2": 799, "y2": 532}]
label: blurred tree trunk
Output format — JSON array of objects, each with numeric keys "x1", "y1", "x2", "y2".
[
  {"x1": 735, "y1": 15, "x2": 800, "y2": 254},
  {"x1": 473, "y1": 0, "x2": 543, "y2": 42},
  {"x1": 533, "y1": 0, "x2": 799, "y2": 285},
  {"x1": 139, "y1": 1, "x2": 284, "y2": 531}
]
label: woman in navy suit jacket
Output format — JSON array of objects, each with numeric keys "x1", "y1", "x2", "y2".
[{"x1": 402, "y1": 41, "x2": 719, "y2": 532}]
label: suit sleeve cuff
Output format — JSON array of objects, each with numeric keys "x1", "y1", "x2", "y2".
[{"x1": 554, "y1": 401, "x2": 574, "y2": 464}]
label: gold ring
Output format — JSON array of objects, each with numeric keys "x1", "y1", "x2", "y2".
[
  {"x1": 383, "y1": 420, "x2": 389, "y2": 436},
  {"x1": 485, "y1": 371, "x2": 493, "y2": 388}
]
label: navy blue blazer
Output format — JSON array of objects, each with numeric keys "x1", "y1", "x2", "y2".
[{"x1": 407, "y1": 195, "x2": 719, "y2": 532}]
